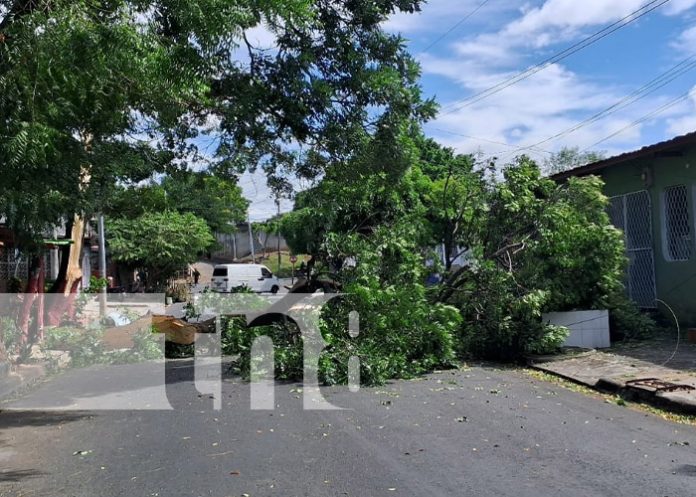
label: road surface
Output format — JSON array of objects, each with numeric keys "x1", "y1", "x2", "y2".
[{"x1": 2, "y1": 362, "x2": 696, "y2": 496}]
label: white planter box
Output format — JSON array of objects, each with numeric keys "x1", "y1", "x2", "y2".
[{"x1": 542, "y1": 310, "x2": 610, "y2": 349}]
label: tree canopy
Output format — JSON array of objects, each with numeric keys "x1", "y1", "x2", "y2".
[
  {"x1": 108, "y1": 171, "x2": 248, "y2": 233},
  {"x1": 543, "y1": 146, "x2": 606, "y2": 175},
  {"x1": 279, "y1": 131, "x2": 643, "y2": 362},
  {"x1": 0, "y1": 0, "x2": 433, "y2": 244},
  {"x1": 107, "y1": 211, "x2": 214, "y2": 288}
]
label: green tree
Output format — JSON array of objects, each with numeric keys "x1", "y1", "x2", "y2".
[
  {"x1": 0, "y1": 0, "x2": 433, "y2": 296},
  {"x1": 415, "y1": 138, "x2": 486, "y2": 271},
  {"x1": 107, "y1": 211, "x2": 214, "y2": 289},
  {"x1": 281, "y1": 131, "x2": 640, "y2": 362},
  {"x1": 543, "y1": 146, "x2": 606, "y2": 175},
  {"x1": 109, "y1": 172, "x2": 248, "y2": 233},
  {"x1": 437, "y1": 157, "x2": 633, "y2": 358}
]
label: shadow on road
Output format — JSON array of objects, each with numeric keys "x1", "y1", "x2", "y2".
[
  {"x1": 0, "y1": 410, "x2": 89, "y2": 429},
  {"x1": 0, "y1": 468, "x2": 45, "y2": 483}
]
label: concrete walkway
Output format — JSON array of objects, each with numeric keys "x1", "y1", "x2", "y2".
[{"x1": 529, "y1": 335, "x2": 696, "y2": 413}]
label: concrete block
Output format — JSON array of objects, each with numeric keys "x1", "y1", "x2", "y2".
[{"x1": 542, "y1": 310, "x2": 610, "y2": 349}]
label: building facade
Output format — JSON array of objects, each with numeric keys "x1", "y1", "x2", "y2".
[{"x1": 554, "y1": 132, "x2": 696, "y2": 325}]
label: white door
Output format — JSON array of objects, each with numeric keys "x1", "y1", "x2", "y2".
[{"x1": 259, "y1": 267, "x2": 274, "y2": 292}]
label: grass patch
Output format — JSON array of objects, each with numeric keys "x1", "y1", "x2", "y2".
[
  {"x1": 250, "y1": 251, "x2": 308, "y2": 278},
  {"x1": 524, "y1": 368, "x2": 696, "y2": 426}
]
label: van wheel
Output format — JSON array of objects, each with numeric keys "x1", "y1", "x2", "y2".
[{"x1": 271, "y1": 285, "x2": 279, "y2": 294}]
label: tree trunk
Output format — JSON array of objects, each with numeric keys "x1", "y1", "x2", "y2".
[
  {"x1": 46, "y1": 134, "x2": 92, "y2": 324},
  {"x1": 36, "y1": 255, "x2": 45, "y2": 341},
  {"x1": 0, "y1": 339, "x2": 7, "y2": 364},
  {"x1": 49, "y1": 219, "x2": 73, "y2": 293},
  {"x1": 64, "y1": 214, "x2": 85, "y2": 293},
  {"x1": 17, "y1": 255, "x2": 43, "y2": 345},
  {"x1": 45, "y1": 215, "x2": 85, "y2": 326}
]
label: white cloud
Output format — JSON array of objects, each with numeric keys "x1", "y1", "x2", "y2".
[
  {"x1": 406, "y1": 0, "x2": 696, "y2": 162},
  {"x1": 674, "y1": 23, "x2": 696, "y2": 54},
  {"x1": 665, "y1": 85, "x2": 696, "y2": 135},
  {"x1": 426, "y1": 0, "x2": 693, "y2": 66},
  {"x1": 383, "y1": 0, "x2": 498, "y2": 34},
  {"x1": 663, "y1": 0, "x2": 696, "y2": 15},
  {"x1": 505, "y1": 0, "x2": 645, "y2": 38},
  {"x1": 423, "y1": 49, "x2": 679, "y2": 162},
  {"x1": 244, "y1": 23, "x2": 277, "y2": 49}
]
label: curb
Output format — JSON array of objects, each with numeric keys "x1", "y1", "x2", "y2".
[
  {"x1": 529, "y1": 362, "x2": 696, "y2": 416},
  {"x1": 0, "y1": 361, "x2": 10, "y2": 378},
  {"x1": 0, "y1": 363, "x2": 48, "y2": 403},
  {"x1": 524, "y1": 348, "x2": 596, "y2": 365}
]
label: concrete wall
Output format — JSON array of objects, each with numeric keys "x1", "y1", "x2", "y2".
[
  {"x1": 543, "y1": 310, "x2": 611, "y2": 349},
  {"x1": 599, "y1": 145, "x2": 696, "y2": 325},
  {"x1": 213, "y1": 228, "x2": 289, "y2": 260}
]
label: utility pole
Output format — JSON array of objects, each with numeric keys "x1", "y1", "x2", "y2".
[
  {"x1": 248, "y1": 214, "x2": 256, "y2": 263},
  {"x1": 98, "y1": 214, "x2": 107, "y2": 317},
  {"x1": 276, "y1": 199, "x2": 281, "y2": 274},
  {"x1": 232, "y1": 232, "x2": 237, "y2": 261}
]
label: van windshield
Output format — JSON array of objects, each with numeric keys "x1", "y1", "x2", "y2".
[{"x1": 212, "y1": 267, "x2": 227, "y2": 277}]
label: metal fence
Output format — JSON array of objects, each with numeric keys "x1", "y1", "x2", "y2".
[{"x1": 608, "y1": 191, "x2": 657, "y2": 308}]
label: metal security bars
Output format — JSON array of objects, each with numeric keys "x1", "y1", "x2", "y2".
[
  {"x1": 662, "y1": 185, "x2": 692, "y2": 262},
  {"x1": 608, "y1": 191, "x2": 657, "y2": 308},
  {"x1": 0, "y1": 248, "x2": 28, "y2": 283}
]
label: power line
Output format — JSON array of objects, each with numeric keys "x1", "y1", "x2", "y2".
[
  {"x1": 584, "y1": 90, "x2": 691, "y2": 150},
  {"x1": 420, "y1": 0, "x2": 492, "y2": 53},
  {"x1": 535, "y1": 56, "x2": 696, "y2": 146},
  {"x1": 433, "y1": 127, "x2": 553, "y2": 154},
  {"x1": 500, "y1": 54, "x2": 696, "y2": 156},
  {"x1": 440, "y1": 0, "x2": 672, "y2": 115}
]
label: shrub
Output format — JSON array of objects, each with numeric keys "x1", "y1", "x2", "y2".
[
  {"x1": 42, "y1": 326, "x2": 106, "y2": 368},
  {"x1": 318, "y1": 281, "x2": 460, "y2": 385},
  {"x1": 603, "y1": 292, "x2": 657, "y2": 341},
  {"x1": 42, "y1": 325, "x2": 162, "y2": 368},
  {"x1": 226, "y1": 279, "x2": 461, "y2": 386},
  {"x1": 0, "y1": 316, "x2": 21, "y2": 353},
  {"x1": 451, "y1": 265, "x2": 568, "y2": 359},
  {"x1": 225, "y1": 319, "x2": 304, "y2": 381}
]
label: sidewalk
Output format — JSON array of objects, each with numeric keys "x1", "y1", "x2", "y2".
[
  {"x1": 529, "y1": 335, "x2": 696, "y2": 414},
  {"x1": 0, "y1": 363, "x2": 47, "y2": 402}
]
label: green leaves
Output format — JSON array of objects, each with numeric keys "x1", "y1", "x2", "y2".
[
  {"x1": 108, "y1": 171, "x2": 248, "y2": 233},
  {"x1": 1, "y1": 0, "x2": 431, "y2": 245},
  {"x1": 107, "y1": 211, "x2": 214, "y2": 287}
]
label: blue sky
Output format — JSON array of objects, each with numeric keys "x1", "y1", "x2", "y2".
[
  {"x1": 386, "y1": 0, "x2": 696, "y2": 162},
  {"x1": 242, "y1": 0, "x2": 696, "y2": 219}
]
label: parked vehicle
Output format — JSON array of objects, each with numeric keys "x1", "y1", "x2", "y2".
[{"x1": 211, "y1": 264, "x2": 280, "y2": 294}]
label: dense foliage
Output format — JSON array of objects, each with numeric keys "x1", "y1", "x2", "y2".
[
  {"x1": 274, "y1": 133, "x2": 651, "y2": 372},
  {"x1": 108, "y1": 171, "x2": 249, "y2": 233},
  {"x1": 107, "y1": 211, "x2": 214, "y2": 288},
  {"x1": 0, "y1": 0, "x2": 432, "y2": 245},
  {"x1": 436, "y1": 158, "x2": 630, "y2": 358},
  {"x1": 543, "y1": 146, "x2": 606, "y2": 175}
]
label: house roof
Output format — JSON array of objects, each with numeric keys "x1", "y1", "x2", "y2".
[{"x1": 550, "y1": 131, "x2": 696, "y2": 181}]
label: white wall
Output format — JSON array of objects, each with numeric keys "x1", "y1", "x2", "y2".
[{"x1": 542, "y1": 310, "x2": 611, "y2": 349}]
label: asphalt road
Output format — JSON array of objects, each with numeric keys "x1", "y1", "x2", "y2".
[{"x1": 2, "y1": 362, "x2": 696, "y2": 497}]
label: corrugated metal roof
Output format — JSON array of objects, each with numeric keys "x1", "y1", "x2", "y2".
[{"x1": 550, "y1": 131, "x2": 696, "y2": 181}]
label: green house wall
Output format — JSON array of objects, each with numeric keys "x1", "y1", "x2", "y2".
[{"x1": 598, "y1": 145, "x2": 696, "y2": 325}]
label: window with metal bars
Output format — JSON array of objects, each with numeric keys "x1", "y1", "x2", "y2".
[{"x1": 662, "y1": 185, "x2": 692, "y2": 261}]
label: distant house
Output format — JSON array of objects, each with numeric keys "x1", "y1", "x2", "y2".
[
  {"x1": 553, "y1": 131, "x2": 696, "y2": 325},
  {"x1": 0, "y1": 219, "x2": 94, "y2": 291}
]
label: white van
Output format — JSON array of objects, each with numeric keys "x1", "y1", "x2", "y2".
[{"x1": 211, "y1": 264, "x2": 280, "y2": 293}]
